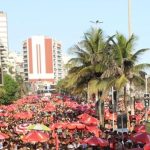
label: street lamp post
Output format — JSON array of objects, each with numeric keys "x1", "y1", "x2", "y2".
[
  {"x1": 145, "y1": 75, "x2": 149, "y2": 94},
  {"x1": 112, "y1": 86, "x2": 115, "y2": 131},
  {"x1": 144, "y1": 75, "x2": 150, "y2": 121}
]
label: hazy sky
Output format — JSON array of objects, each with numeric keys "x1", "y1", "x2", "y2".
[{"x1": 1, "y1": 0, "x2": 150, "y2": 66}]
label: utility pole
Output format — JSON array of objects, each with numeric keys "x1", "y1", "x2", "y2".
[{"x1": 128, "y1": 0, "x2": 132, "y2": 37}]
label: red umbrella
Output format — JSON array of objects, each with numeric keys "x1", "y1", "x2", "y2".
[
  {"x1": 86, "y1": 126, "x2": 102, "y2": 137},
  {"x1": 44, "y1": 104, "x2": 56, "y2": 112},
  {"x1": 105, "y1": 112, "x2": 117, "y2": 121},
  {"x1": 50, "y1": 122, "x2": 67, "y2": 130},
  {"x1": 66, "y1": 122, "x2": 85, "y2": 130},
  {"x1": 135, "y1": 102, "x2": 144, "y2": 111},
  {"x1": 131, "y1": 132, "x2": 150, "y2": 143},
  {"x1": 82, "y1": 136, "x2": 109, "y2": 147},
  {"x1": 79, "y1": 115, "x2": 99, "y2": 125},
  {"x1": 77, "y1": 113, "x2": 89, "y2": 119},
  {"x1": 0, "y1": 132, "x2": 9, "y2": 140},
  {"x1": 64, "y1": 101, "x2": 79, "y2": 108},
  {"x1": 5, "y1": 104, "x2": 17, "y2": 112},
  {"x1": 144, "y1": 143, "x2": 150, "y2": 150},
  {"x1": 130, "y1": 148, "x2": 143, "y2": 150},
  {"x1": 134, "y1": 125, "x2": 146, "y2": 133},
  {"x1": 14, "y1": 123, "x2": 30, "y2": 134},
  {"x1": 135, "y1": 115, "x2": 143, "y2": 124},
  {"x1": 22, "y1": 131, "x2": 49, "y2": 143},
  {"x1": 0, "y1": 122, "x2": 8, "y2": 127},
  {"x1": 13, "y1": 112, "x2": 33, "y2": 120}
]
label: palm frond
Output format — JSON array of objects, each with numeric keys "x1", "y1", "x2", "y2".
[
  {"x1": 131, "y1": 48, "x2": 150, "y2": 61},
  {"x1": 115, "y1": 74, "x2": 128, "y2": 90},
  {"x1": 133, "y1": 63, "x2": 150, "y2": 72}
]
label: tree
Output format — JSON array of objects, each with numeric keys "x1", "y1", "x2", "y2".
[
  {"x1": 0, "y1": 88, "x2": 6, "y2": 98},
  {"x1": 104, "y1": 33, "x2": 150, "y2": 114},
  {"x1": 0, "y1": 74, "x2": 19, "y2": 104},
  {"x1": 65, "y1": 27, "x2": 111, "y2": 125}
]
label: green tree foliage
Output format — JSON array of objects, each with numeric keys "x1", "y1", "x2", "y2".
[
  {"x1": 0, "y1": 74, "x2": 19, "y2": 104},
  {"x1": 0, "y1": 88, "x2": 6, "y2": 98}
]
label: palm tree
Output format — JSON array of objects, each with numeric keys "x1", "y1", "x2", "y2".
[
  {"x1": 65, "y1": 27, "x2": 113, "y2": 125},
  {"x1": 66, "y1": 27, "x2": 105, "y2": 94},
  {"x1": 104, "y1": 33, "x2": 150, "y2": 114}
]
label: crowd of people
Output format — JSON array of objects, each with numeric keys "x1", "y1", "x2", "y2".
[{"x1": 0, "y1": 94, "x2": 149, "y2": 149}]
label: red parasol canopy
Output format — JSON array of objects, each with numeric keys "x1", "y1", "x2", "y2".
[
  {"x1": 5, "y1": 104, "x2": 17, "y2": 112},
  {"x1": 79, "y1": 114, "x2": 99, "y2": 125},
  {"x1": 0, "y1": 122, "x2": 8, "y2": 127},
  {"x1": 86, "y1": 126, "x2": 101, "y2": 137},
  {"x1": 13, "y1": 112, "x2": 33, "y2": 120},
  {"x1": 64, "y1": 101, "x2": 79, "y2": 109},
  {"x1": 22, "y1": 131, "x2": 49, "y2": 143},
  {"x1": 134, "y1": 125, "x2": 146, "y2": 133},
  {"x1": 135, "y1": 102, "x2": 144, "y2": 111},
  {"x1": 144, "y1": 143, "x2": 150, "y2": 150},
  {"x1": 131, "y1": 132, "x2": 150, "y2": 144},
  {"x1": 0, "y1": 132, "x2": 9, "y2": 140},
  {"x1": 105, "y1": 112, "x2": 117, "y2": 121},
  {"x1": 66, "y1": 122, "x2": 86, "y2": 130},
  {"x1": 50, "y1": 122, "x2": 68, "y2": 130},
  {"x1": 44, "y1": 103, "x2": 56, "y2": 112},
  {"x1": 14, "y1": 123, "x2": 30, "y2": 134},
  {"x1": 77, "y1": 113, "x2": 89, "y2": 119},
  {"x1": 130, "y1": 148, "x2": 143, "y2": 150},
  {"x1": 82, "y1": 136, "x2": 109, "y2": 147}
]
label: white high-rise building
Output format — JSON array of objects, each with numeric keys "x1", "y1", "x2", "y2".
[
  {"x1": 0, "y1": 11, "x2": 9, "y2": 73},
  {"x1": 23, "y1": 36, "x2": 63, "y2": 92}
]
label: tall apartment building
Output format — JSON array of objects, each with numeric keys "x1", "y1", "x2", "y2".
[
  {"x1": 23, "y1": 36, "x2": 63, "y2": 91},
  {"x1": 0, "y1": 11, "x2": 9, "y2": 73}
]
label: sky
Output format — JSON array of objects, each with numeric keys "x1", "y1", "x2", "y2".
[{"x1": 0, "y1": 0, "x2": 150, "y2": 68}]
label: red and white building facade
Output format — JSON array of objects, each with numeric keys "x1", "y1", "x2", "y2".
[{"x1": 23, "y1": 36, "x2": 63, "y2": 91}]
